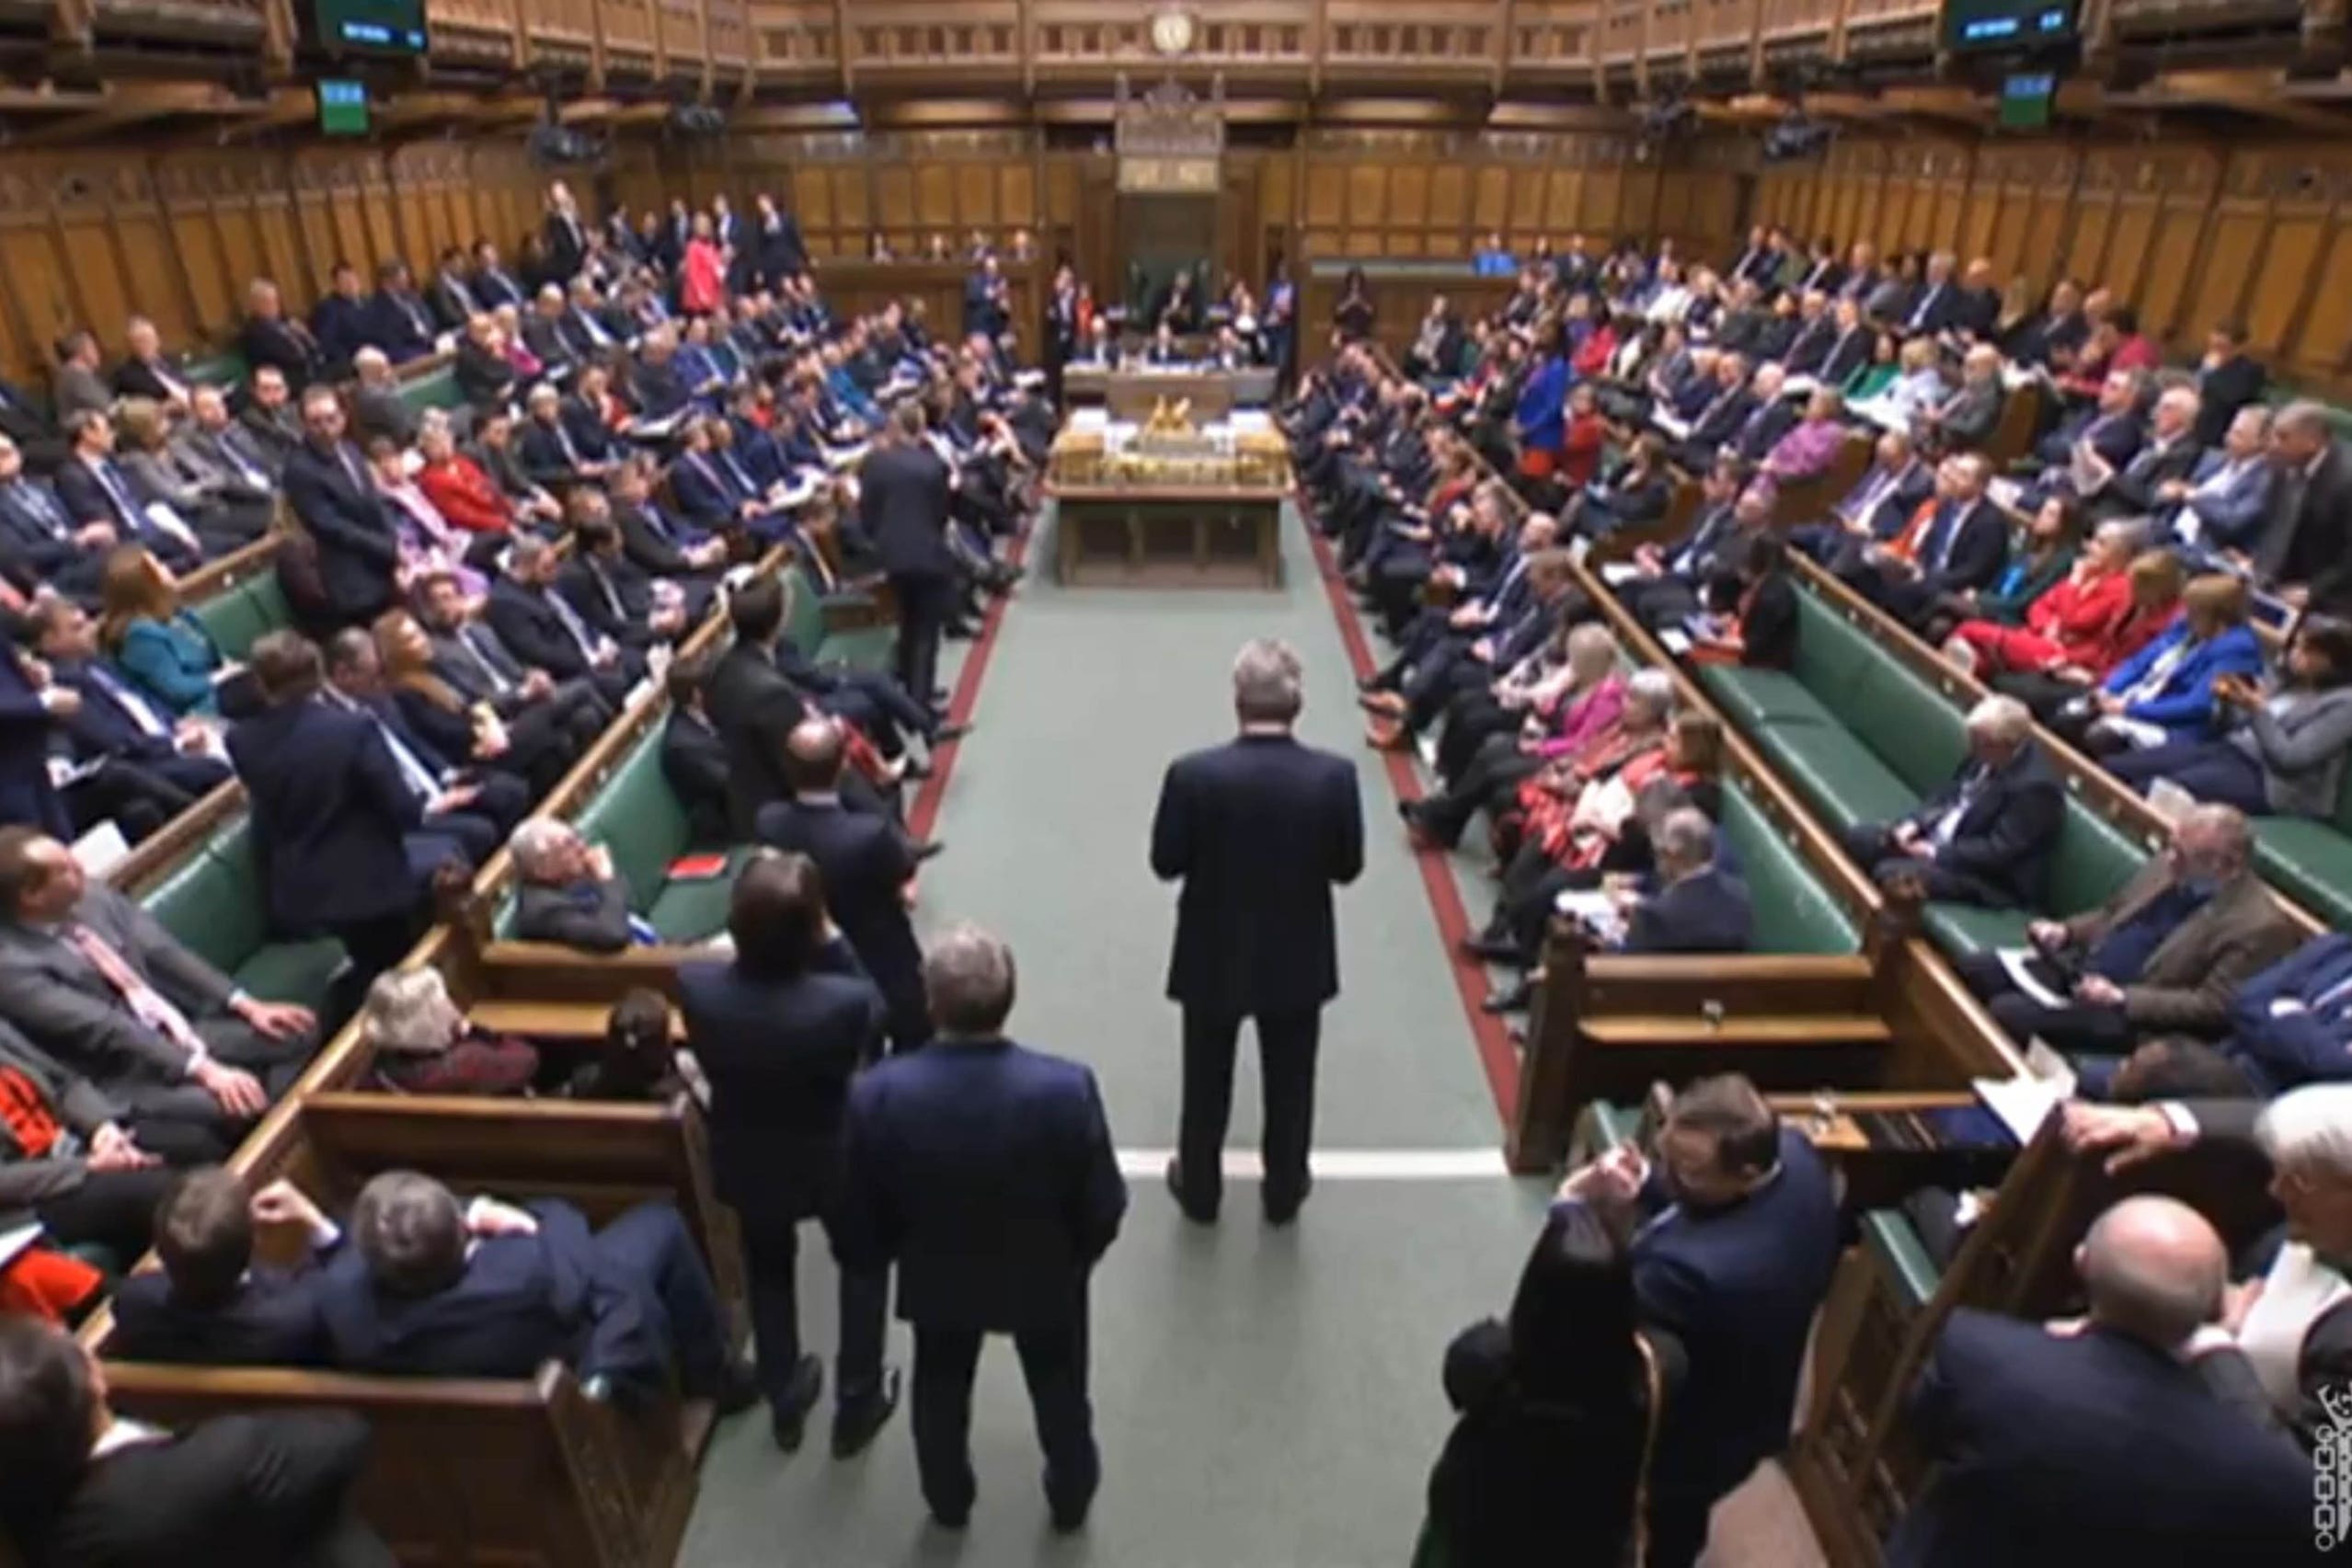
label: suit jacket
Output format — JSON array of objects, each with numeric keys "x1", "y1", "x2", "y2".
[
  {"x1": 1887, "y1": 1310, "x2": 2310, "y2": 1568},
  {"x1": 453, "y1": 340, "x2": 516, "y2": 409},
  {"x1": 2105, "y1": 434, "x2": 2208, "y2": 516},
  {"x1": 513, "y1": 876, "x2": 635, "y2": 953},
  {"x1": 2171, "y1": 452, "x2": 2277, "y2": 555},
  {"x1": 111, "y1": 1247, "x2": 336, "y2": 1367},
  {"x1": 1911, "y1": 498, "x2": 2008, "y2": 598},
  {"x1": 755, "y1": 797, "x2": 925, "y2": 1041},
  {"x1": 679, "y1": 937, "x2": 884, "y2": 1224},
  {"x1": 0, "y1": 475, "x2": 102, "y2": 597},
  {"x1": 51, "y1": 363, "x2": 111, "y2": 427},
  {"x1": 113, "y1": 354, "x2": 192, "y2": 407},
  {"x1": 426, "y1": 622, "x2": 527, "y2": 705},
  {"x1": 1684, "y1": 387, "x2": 1757, "y2": 454},
  {"x1": 1623, "y1": 866, "x2": 1752, "y2": 954},
  {"x1": 614, "y1": 499, "x2": 706, "y2": 578},
  {"x1": 429, "y1": 273, "x2": 482, "y2": 331},
  {"x1": 349, "y1": 384, "x2": 418, "y2": 450},
  {"x1": 557, "y1": 555, "x2": 656, "y2": 647},
  {"x1": 2195, "y1": 354, "x2": 2266, "y2": 448},
  {"x1": 0, "y1": 884, "x2": 235, "y2": 1087},
  {"x1": 1840, "y1": 460, "x2": 1935, "y2": 541},
  {"x1": 0, "y1": 653, "x2": 71, "y2": 841},
  {"x1": 1933, "y1": 381, "x2": 2003, "y2": 451},
  {"x1": 837, "y1": 1036, "x2": 1125, "y2": 1332},
  {"x1": 857, "y1": 442, "x2": 955, "y2": 579},
  {"x1": 704, "y1": 637, "x2": 809, "y2": 836},
  {"x1": 0, "y1": 1016, "x2": 119, "y2": 1217},
  {"x1": 2059, "y1": 864, "x2": 2300, "y2": 1034},
  {"x1": 281, "y1": 440, "x2": 402, "y2": 624},
  {"x1": 1150, "y1": 733, "x2": 1364, "y2": 1016},
  {"x1": 316, "y1": 1196, "x2": 667, "y2": 1398},
  {"x1": 2218, "y1": 933, "x2": 2352, "y2": 1095},
  {"x1": 239, "y1": 315, "x2": 326, "y2": 389},
  {"x1": 1902, "y1": 741, "x2": 2065, "y2": 908},
  {"x1": 1727, "y1": 397, "x2": 1796, "y2": 465},
  {"x1": 225, "y1": 696, "x2": 423, "y2": 932},
  {"x1": 176, "y1": 425, "x2": 277, "y2": 504},
  {"x1": 240, "y1": 403, "x2": 304, "y2": 467},
  {"x1": 27, "y1": 1411, "x2": 391, "y2": 1568},
  {"x1": 2099, "y1": 622, "x2": 2265, "y2": 743},
  {"x1": 660, "y1": 711, "x2": 730, "y2": 843},
  {"x1": 486, "y1": 577, "x2": 601, "y2": 680},
  {"x1": 52, "y1": 457, "x2": 198, "y2": 573},
  {"x1": 2260, "y1": 443, "x2": 2352, "y2": 609},
  {"x1": 1628, "y1": 1127, "x2": 1839, "y2": 1502},
  {"x1": 363, "y1": 292, "x2": 437, "y2": 363}
]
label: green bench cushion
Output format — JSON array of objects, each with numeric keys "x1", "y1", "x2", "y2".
[
  {"x1": 1921, "y1": 902, "x2": 2034, "y2": 958},
  {"x1": 184, "y1": 351, "x2": 247, "y2": 390},
  {"x1": 643, "y1": 847, "x2": 756, "y2": 944},
  {"x1": 1750, "y1": 717, "x2": 1922, "y2": 834},
  {"x1": 192, "y1": 573, "x2": 293, "y2": 661},
  {"x1": 784, "y1": 564, "x2": 896, "y2": 675},
  {"x1": 1861, "y1": 1208, "x2": 1941, "y2": 1309},
  {"x1": 140, "y1": 820, "x2": 346, "y2": 1015},
  {"x1": 1719, "y1": 781, "x2": 1859, "y2": 956},
  {"x1": 1788, "y1": 589, "x2": 1968, "y2": 795},
  {"x1": 399, "y1": 365, "x2": 463, "y2": 413},
  {"x1": 2045, "y1": 796, "x2": 2147, "y2": 915},
  {"x1": 571, "y1": 731, "x2": 692, "y2": 916},
  {"x1": 2252, "y1": 818, "x2": 2352, "y2": 929}
]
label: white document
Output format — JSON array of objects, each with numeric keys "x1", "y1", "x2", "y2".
[
  {"x1": 1600, "y1": 561, "x2": 1643, "y2": 587},
  {"x1": 825, "y1": 442, "x2": 872, "y2": 472},
  {"x1": 1996, "y1": 947, "x2": 2071, "y2": 1010},
  {"x1": 1658, "y1": 628, "x2": 1693, "y2": 655},
  {"x1": 2145, "y1": 777, "x2": 2200, "y2": 825},
  {"x1": 1974, "y1": 1073, "x2": 2066, "y2": 1144},
  {"x1": 143, "y1": 502, "x2": 200, "y2": 552},
  {"x1": 1554, "y1": 888, "x2": 1628, "y2": 947},
  {"x1": 1566, "y1": 535, "x2": 1592, "y2": 567},
  {"x1": 1986, "y1": 476, "x2": 2024, "y2": 511},
  {"x1": 70, "y1": 820, "x2": 131, "y2": 878},
  {"x1": 0, "y1": 1222, "x2": 43, "y2": 1272},
  {"x1": 1780, "y1": 374, "x2": 1819, "y2": 398},
  {"x1": 1852, "y1": 397, "x2": 1902, "y2": 432},
  {"x1": 2023, "y1": 1037, "x2": 2081, "y2": 1095},
  {"x1": 1651, "y1": 409, "x2": 1692, "y2": 442}
]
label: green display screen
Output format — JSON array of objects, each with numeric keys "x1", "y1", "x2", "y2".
[{"x1": 318, "y1": 79, "x2": 370, "y2": 136}]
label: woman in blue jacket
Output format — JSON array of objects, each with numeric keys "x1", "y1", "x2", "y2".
[
  {"x1": 2078, "y1": 572, "x2": 2263, "y2": 753},
  {"x1": 1511, "y1": 318, "x2": 1570, "y2": 484},
  {"x1": 97, "y1": 545, "x2": 226, "y2": 718}
]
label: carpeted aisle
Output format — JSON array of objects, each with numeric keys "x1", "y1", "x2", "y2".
[{"x1": 682, "y1": 504, "x2": 1559, "y2": 1567}]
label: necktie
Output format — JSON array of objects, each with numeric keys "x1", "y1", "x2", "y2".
[
  {"x1": 459, "y1": 625, "x2": 513, "y2": 694},
  {"x1": 217, "y1": 431, "x2": 266, "y2": 488},
  {"x1": 366, "y1": 708, "x2": 440, "y2": 799},
  {"x1": 2312, "y1": 969, "x2": 2352, "y2": 1017},
  {"x1": 67, "y1": 924, "x2": 205, "y2": 1057},
  {"x1": 12, "y1": 483, "x2": 63, "y2": 537},
  {"x1": 551, "y1": 421, "x2": 582, "y2": 467},
  {"x1": 90, "y1": 666, "x2": 166, "y2": 738},
  {"x1": 592, "y1": 563, "x2": 623, "y2": 619},
  {"x1": 94, "y1": 462, "x2": 138, "y2": 524},
  {"x1": 545, "y1": 588, "x2": 598, "y2": 658},
  {"x1": 721, "y1": 452, "x2": 759, "y2": 496}
]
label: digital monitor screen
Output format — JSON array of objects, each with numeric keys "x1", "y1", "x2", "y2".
[
  {"x1": 1999, "y1": 71, "x2": 2056, "y2": 128},
  {"x1": 314, "y1": 0, "x2": 425, "y2": 53},
  {"x1": 1944, "y1": 0, "x2": 2074, "y2": 51},
  {"x1": 317, "y1": 78, "x2": 370, "y2": 136}
]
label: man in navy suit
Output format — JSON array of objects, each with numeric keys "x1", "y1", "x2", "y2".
[
  {"x1": 836, "y1": 923, "x2": 1126, "y2": 1531},
  {"x1": 1887, "y1": 1195, "x2": 2309, "y2": 1568},
  {"x1": 224, "y1": 632, "x2": 436, "y2": 1000},
  {"x1": 29, "y1": 597, "x2": 228, "y2": 841},
  {"x1": 1152, "y1": 639, "x2": 1363, "y2": 1225},
  {"x1": 860, "y1": 404, "x2": 958, "y2": 714},
  {"x1": 1841, "y1": 451, "x2": 2009, "y2": 627},
  {"x1": 1788, "y1": 428, "x2": 1933, "y2": 565},
  {"x1": 282, "y1": 388, "x2": 400, "y2": 631},
  {"x1": 678, "y1": 853, "x2": 897, "y2": 1455},
  {"x1": 756, "y1": 720, "x2": 930, "y2": 1053},
  {"x1": 0, "y1": 647, "x2": 72, "y2": 841},
  {"x1": 316, "y1": 1168, "x2": 755, "y2": 1412},
  {"x1": 1558, "y1": 1073, "x2": 1840, "y2": 1568},
  {"x1": 1841, "y1": 693, "x2": 2065, "y2": 909},
  {"x1": 51, "y1": 411, "x2": 201, "y2": 575},
  {"x1": 364, "y1": 262, "x2": 438, "y2": 365},
  {"x1": 112, "y1": 1169, "x2": 338, "y2": 1368},
  {"x1": 308, "y1": 263, "x2": 372, "y2": 373},
  {"x1": 0, "y1": 435, "x2": 109, "y2": 602},
  {"x1": 1620, "y1": 809, "x2": 1753, "y2": 955},
  {"x1": 486, "y1": 534, "x2": 638, "y2": 710},
  {"x1": 320, "y1": 627, "x2": 526, "y2": 867}
]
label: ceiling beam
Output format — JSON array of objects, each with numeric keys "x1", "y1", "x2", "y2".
[{"x1": 13, "y1": 82, "x2": 274, "y2": 148}]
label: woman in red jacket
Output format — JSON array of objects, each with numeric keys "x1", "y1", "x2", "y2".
[
  {"x1": 680, "y1": 212, "x2": 727, "y2": 318},
  {"x1": 1570, "y1": 303, "x2": 1619, "y2": 382},
  {"x1": 1557, "y1": 383, "x2": 1608, "y2": 489},
  {"x1": 414, "y1": 418, "x2": 520, "y2": 538},
  {"x1": 1950, "y1": 536, "x2": 2183, "y2": 682}
]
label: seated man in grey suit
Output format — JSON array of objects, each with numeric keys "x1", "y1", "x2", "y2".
[
  {"x1": 1839, "y1": 695, "x2": 2064, "y2": 909},
  {"x1": 0, "y1": 827, "x2": 317, "y2": 1120},
  {"x1": 509, "y1": 818, "x2": 646, "y2": 953}
]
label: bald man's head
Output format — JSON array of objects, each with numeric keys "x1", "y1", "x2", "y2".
[
  {"x1": 2077, "y1": 1195, "x2": 2226, "y2": 1349},
  {"x1": 783, "y1": 717, "x2": 846, "y2": 795}
]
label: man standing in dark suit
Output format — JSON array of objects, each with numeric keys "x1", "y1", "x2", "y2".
[
  {"x1": 705, "y1": 574, "x2": 813, "y2": 838},
  {"x1": 542, "y1": 180, "x2": 588, "y2": 282},
  {"x1": 0, "y1": 1316, "x2": 394, "y2": 1566},
  {"x1": 2193, "y1": 321, "x2": 2266, "y2": 449},
  {"x1": 282, "y1": 387, "x2": 401, "y2": 631},
  {"x1": 1887, "y1": 1195, "x2": 2309, "y2": 1568},
  {"x1": 836, "y1": 923, "x2": 1126, "y2": 1531},
  {"x1": 860, "y1": 402, "x2": 958, "y2": 708},
  {"x1": 1151, "y1": 638, "x2": 1363, "y2": 1225},
  {"x1": 1841, "y1": 693, "x2": 2064, "y2": 909},
  {"x1": 111, "y1": 1168, "x2": 339, "y2": 1367},
  {"x1": 1557, "y1": 1073, "x2": 1840, "y2": 1568},
  {"x1": 757, "y1": 720, "x2": 930, "y2": 1053},
  {"x1": 2259, "y1": 402, "x2": 2352, "y2": 613},
  {"x1": 317, "y1": 1168, "x2": 755, "y2": 1411},
  {"x1": 679, "y1": 853, "x2": 898, "y2": 1456}
]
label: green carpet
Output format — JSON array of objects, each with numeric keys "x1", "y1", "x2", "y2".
[{"x1": 682, "y1": 504, "x2": 1562, "y2": 1566}]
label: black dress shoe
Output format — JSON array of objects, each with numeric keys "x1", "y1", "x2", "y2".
[
  {"x1": 832, "y1": 1368, "x2": 901, "y2": 1458},
  {"x1": 1165, "y1": 1156, "x2": 1217, "y2": 1224},
  {"x1": 1049, "y1": 1493, "x2": 1095, "y2": 1534},
  {"x1": 714, "y1": 1355, "x2": 762, "y2": 1417},
  {"x1": 770, "y1": 1355, "x2": 823, "y2": 1452},
  {"x1": 932, "y1": 721, "x2": 971, "y2": 743},
  {"x1": 1481, "y1": 979, "x2": 1533, "y2": 1014},
  {"x1": 1459, "y1": 934, "x2": 1526, "y2": 965},
  {"x1": 910, "y1": 840, "x2": 947, "y2": 863},
  {"x1": 1263, "y1": 1176, "x2": 1313, "y2": 1228},
  {"x1": 945, "y1": 621, "x2": 979, "y2": 641}
]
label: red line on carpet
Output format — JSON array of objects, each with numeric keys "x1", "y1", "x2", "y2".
[
  {"x1": 1302, "y1": 513, "x2": 1522, "y2": 1128},
  {"x1": 908, "y1": 530, "x2": 1029, "y2": 842}
]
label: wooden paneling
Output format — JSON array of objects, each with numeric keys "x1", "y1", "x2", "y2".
[
  {"x1": 1711, "y1": 133, "x2": 2352, "y2": 399},
  {"x1": 1293, "y1": 128, "x2": 1655, "y2": 263},
  {"x1": 0, "y1": 143, "x2": 546, "y2": 383}
]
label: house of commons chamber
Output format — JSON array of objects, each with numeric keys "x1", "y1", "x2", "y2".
[{"x1": 3, "y1": 0, "x2": 2352, "y2": 1562}]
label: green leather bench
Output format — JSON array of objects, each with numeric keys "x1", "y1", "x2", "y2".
[
  {"x1": 1701, "y1": 584, "x2": 2148, "y2": 960},
  {"x1": 784, "y1": 558, "x2": 895, "y2": 674},
  {"x1": 397, "y1": 362, "x2": 464, "y2": 415},
  {"x1": 494, "y1": 727, "x2": 747, "y2": 945},
  {"x1": 1860, "y1": 1207, "x2": 1941, "y2": 1309},
  {"x1": 138, "y1": 819, "x2": 348, "y2": 1017},
  {"x1": 184, "y1": 350, "x2": 248, "y2": 391},
  {"x1": 1719, "y1": 780, "x2": 1860, "y2": 956},
  {"x1": 192, "y1": 570, "x2": 293, "y2": 660},
  {"x1": 2247, "y1": 767, "x2": 2352, "y2": 929}
]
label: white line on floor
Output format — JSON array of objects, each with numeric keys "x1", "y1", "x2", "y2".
[{"x1": 1113, "y1": 1148, "x2": 1510, "y2": 1180}]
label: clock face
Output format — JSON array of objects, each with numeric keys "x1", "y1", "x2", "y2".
[{"x1": 1151, "y1": 8, "x2": 1194, "y2": 54}]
